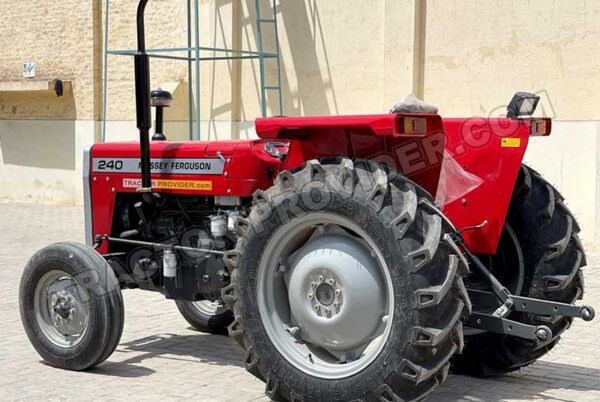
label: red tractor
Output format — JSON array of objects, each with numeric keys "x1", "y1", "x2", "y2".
[{"x1": 19, "y1": 2, "x2": 594, "y2": 401}]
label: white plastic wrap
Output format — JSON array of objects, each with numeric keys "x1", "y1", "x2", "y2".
[
  {"x1": 389, "y1": 93, "x2": 439, "y2": 114},
  {"x1": 435, "y1": 152, "x2": 483, "y2": 206}
]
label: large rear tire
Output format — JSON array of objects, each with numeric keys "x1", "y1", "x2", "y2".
[
  {"x1": 19, "y1": 242, "x2": 124, "y2": 371},
  {"x1": 222, "y1": 159, "x2": 471, "y2": 401},
  {"x1": 451, "y1": 164, "x2": 586, "y2": 377}
]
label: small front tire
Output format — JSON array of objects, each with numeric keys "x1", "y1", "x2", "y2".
[{"x1": 19, "y1": 242, "x2": 124, "y2": 371}]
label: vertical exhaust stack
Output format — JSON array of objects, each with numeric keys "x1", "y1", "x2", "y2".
[{"x1": 134, "y1": 0, "x2": 152, "y2": 192}]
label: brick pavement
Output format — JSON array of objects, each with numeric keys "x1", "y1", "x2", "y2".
[{"x1": 1, "y1": 201, "x2": 598, "y2": 401}]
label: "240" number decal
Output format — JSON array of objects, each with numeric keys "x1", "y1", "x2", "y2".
[{"x1": 96, "y1": 160, "x2": 124, "y2": 170}]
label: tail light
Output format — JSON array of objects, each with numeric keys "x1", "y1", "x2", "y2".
[
  {"x1": 399, "y1": 116, "x2": 428, "y2": 134},
  {"x1": 530, "y1": 118, "x2": 552, "y2": 136}
]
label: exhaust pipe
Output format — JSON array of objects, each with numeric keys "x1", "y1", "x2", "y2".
[{"x1": 134, "y1": 0, "x2": 152, "y2": 192}]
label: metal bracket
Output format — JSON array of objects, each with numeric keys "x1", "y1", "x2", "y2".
[
  {"x1": 469, "y1": 289, "x2": 595, "y2": 321},
  {"x1": 466, "y1": 312, "x2": 552, "y2": 344},
  {"x1": 419, "y1": 199, "x2": 596, "y2": 343}
]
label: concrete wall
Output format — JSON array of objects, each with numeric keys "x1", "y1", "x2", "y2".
[
  {"x1": 424, "y1": 0, "x2": 600, "y2": 120},
  {"x1": 0, "y1": 0, "x2": 599, "y2": 248},
  {"x1": 101, "y1": 0, "x2": 419, "y2": 127},
  {"x1": 0, "y1": 120, "x2": 95, "y2": 204},
  {"x1": 524, "y1": 122, "x2": 600, "y2": 249}
]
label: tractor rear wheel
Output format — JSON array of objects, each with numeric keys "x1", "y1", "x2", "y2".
[
  {"x1": 222, "y1": 159, "x2": 471, "y2": 401},
  {"x1": 451, "y1": 164, "x2": 586, "y2": 376},
  {"x1": 175, "y1": 299, "x2": 233, "y2": 334},
  {"x1": 19, "y1": 242, "x2": 124, "y2": 371}
]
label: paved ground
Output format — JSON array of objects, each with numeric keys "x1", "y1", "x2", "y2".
[{"x1": 0, "y1": 201, "x2": 599, "y2": 402}]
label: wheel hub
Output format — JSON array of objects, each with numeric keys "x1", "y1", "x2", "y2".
[
  {"x1": 286, "y1": 232, "x2": 386, "y2": 352},
  {"x1": 258, "y1": 213, "x2": 394, "y2": 379},
  {"x1": 34, "y1": 271, "x2": 89, "y2": 347},
  {"x1": 52, "y1": 292, "x2": 74, "y2": 320},
  {"x1": 315, "y1": 282, "x2": 335, "y2": 307}
]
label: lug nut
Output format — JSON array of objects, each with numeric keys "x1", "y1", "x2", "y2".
[
  {"x1": 327, "y1": 279, "x2": 335, "y2": 285},
  {"x1": 314, "y1": 304, "x2": 320, "y2": 311},
  {"x1": 308, "y1": 294, "x2": 314, "y2": 300},
  {"x1": 324, "y1": 309, "x2": 331, "y2": 316},
  {"x1": 333, "y1": 302, "x2": 339, "y2": 308},
  {"x1": 335, "y1": 289, "x2": 342, "y2": 297},
  {"x1": 318, "y1": 275, "x2": 324, "y2": 282},
  {"x1": 310, "y1": 282, "x2": 317, "y2": 288}
]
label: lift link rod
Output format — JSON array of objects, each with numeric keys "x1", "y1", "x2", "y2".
[
  {"x1": 468, "y1": 289, "x2": 596, "y2": 321},
  {"x1": 465, "y1": 312, "x2": 553, "y2": 345},
  {"x1": 419, "y1": 200, "x2": 514, "y2": 317},
  {"x1": 95, "y1": 235, "x2": 225, "y2": 256},
  {"x1": 418, "y1": 200, "x2": 596, "y2": 324},
  {"x1": 134, "y1": 0, "x2": 152, "y2": 192}
]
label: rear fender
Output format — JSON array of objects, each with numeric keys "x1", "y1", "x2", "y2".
[
  {"x1": 441, "y1": 118, "x2": 536, "y2": 254},
  {"x1": 258, "y1": 114, "x2": 447, "y2": 196}
]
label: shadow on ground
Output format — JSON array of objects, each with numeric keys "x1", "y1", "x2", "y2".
[
  {"x1": 87, "y1": 330, "x2": 600, "y2": 400},
  {"x1": 430, "y1": 361, "x2": 600, "y2": 401},
  {"x1": 87, "y1": 329, "x2": 243, "y2": 378}
]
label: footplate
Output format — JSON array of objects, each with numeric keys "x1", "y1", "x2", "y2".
[{"x1": 468, "y1": 289, "x2": 595, "y2": 321}]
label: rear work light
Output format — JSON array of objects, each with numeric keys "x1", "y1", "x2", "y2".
[
  {"x1": 400, "y1": 116, "x2": 428, "y2": 134},
  {"x1": 530, "y1": 118, "x2": 552, "y2": 136}
]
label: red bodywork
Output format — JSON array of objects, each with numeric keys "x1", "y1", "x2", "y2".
[{"x1": 88, "y1": 113, "x2": 546, "y2": 255}]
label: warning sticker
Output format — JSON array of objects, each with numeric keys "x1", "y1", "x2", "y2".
[
  {"x1": 123, "y1": 178, "x2": 212, "y2": 191},
  {"x1": 501, "y1": 138, "x2": 521, "y2": 148}
]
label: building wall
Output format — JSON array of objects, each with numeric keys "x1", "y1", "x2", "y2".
[
  {"x1": 424, "y1": 0, "x2": 600, "y2": 120},
  {"x1": 0, "y1": 0, "x2": 598, "y2": 248}
]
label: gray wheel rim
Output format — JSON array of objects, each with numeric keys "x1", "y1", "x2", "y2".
[
  {"x1": 34, "y1": 270, "x2": 90, "y2": 348},
  {"x1": 190, "y1": 300, "x2": 228, "y2": 316},
  {"x1": 257, "y1": 212, "x2": 394, "y2": 379}
]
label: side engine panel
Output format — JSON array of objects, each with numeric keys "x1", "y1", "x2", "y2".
[{"x1": 105, "y1": 193, "x2": 243, "y2": 301}]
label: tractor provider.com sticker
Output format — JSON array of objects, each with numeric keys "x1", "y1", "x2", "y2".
[{"x1": 122, "y1": 178, "x2": 212, "y2": 191}]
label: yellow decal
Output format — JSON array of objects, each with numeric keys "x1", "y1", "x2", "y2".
[
  {"x1": 501, "y1": 138, "x2": 521, "y2": 148},
  {"x1": 155, "y1": 179, "x2": 212, "y2": 191},
  {"x1": 123, "y1": 178, "x2": 212, "y2": 191}
]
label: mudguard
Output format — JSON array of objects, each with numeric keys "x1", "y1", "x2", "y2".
[{"x1": 441, "y1": 117, "x2": 538, "y2": 254}]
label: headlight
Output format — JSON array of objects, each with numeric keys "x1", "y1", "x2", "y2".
[{"x1": 264, "y1": 142, "x2": 285, "y2": 160}]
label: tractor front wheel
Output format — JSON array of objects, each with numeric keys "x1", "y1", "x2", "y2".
[
  {"x1": 223, "y1": 159, "x2": 471, "y2": 401},
  {"x1": 19, "y1": 242, "x2": 124, "y2": 371},
  {"x1": 451, "y1": 164, "x2": 586, "y2": 376}
]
